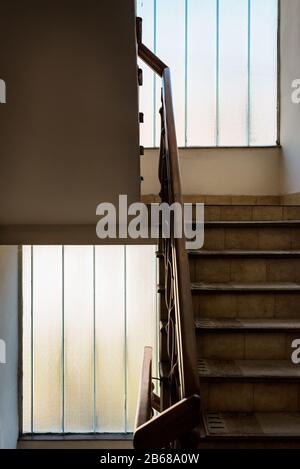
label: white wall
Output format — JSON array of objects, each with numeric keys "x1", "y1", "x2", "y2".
[
  {"x1": 141, "y1": 147, "x2": 281, "y2": 196},
  {"x1": 0, "y1": 247, "x2": 19, "y2": 449},
  {"x1": 0, "y1": 0, "x2": 140, "y2": 229},
  {"x1": 280, "y1": 0, "x2": 300, "y2": 194}
]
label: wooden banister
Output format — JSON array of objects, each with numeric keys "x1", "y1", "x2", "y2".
[
  {"x1": 161, "y1": 68, "x2": 199, "y2": 396},
  {"x1": 138, "y1": 44, "x2": 166, "y2": 77},
  {"x1": 134, "y1": 395, "x2": 201, "y2": 449},
  {"x1": 134, "y1": 17, "x2": 201, "y2": 448},
  {"x1": 135, "y1": 347, "x2": 153, "y2": 429},
  {"x1": 137, "y1": 19, "x2": 199, "y2": 400}
]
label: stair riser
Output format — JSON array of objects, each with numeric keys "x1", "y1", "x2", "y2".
[
  {"x1": 200, "y1": 382, "x2": 300, "y2": 413},
  {"x1": 198, "y1": 440, "x2": 300, "y2": 449},
  {"x1": 192, "y1": 293, "x2": 300, "y2": 319},
  {"x1": 197, "y1": 332, "x2": 299, "y2": 361},
  {"x1": 190, "y1": 258, "x2": 300, "y2": 283},
  {"x1": 203, "y1": 206, "x2": 300, "y2": 222},
  {"x1": 202, "y1": 227, "x2": 300, "y2": 250}
]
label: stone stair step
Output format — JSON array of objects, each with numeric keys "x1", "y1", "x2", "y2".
[
  {"x1": 202, "y1": 222, "x2": 300, "y2": 251},
  {"x1": 191, "y1": 282, "x2": 300, "y2": 293},
  {"x1": 191, "y1": 205, "x2": 300, "y2": 443},
  {"x1": 189, "y1": 255, "x2": 300, "y2": 283},
  {"x1": 204, "y1": 220, "x2": 300, "y2": 227},
  {"x1": 202, "y1": 411, "x2": 300, "y2": 439},
  {"x1": 198, "y1": 359, "x2": 300, "y2": 381},
  {"x1": 204, "y1": 205, "x2": 300, "y2": 222},
  {"x1": 189, "y1": 250, "x2": 300, "y2": 258},
  {"x1": 192, "y1": 290, "x2": 300, "y2": 319},
  {"x1": 195, "y1": 318, "x2": 300, "y2": 331}
]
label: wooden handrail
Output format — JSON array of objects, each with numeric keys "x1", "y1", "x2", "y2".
[
  {"x1": 161, "y1": 69, "x2": 199, "y2": 397},
  {"x1": 136, "y1": 17, "x2": 166, "y2": 76},
  {"x1": 135, "y1": 347, "x2": 153, "y2": 429},
  {"x1": 134, "y1": 395, "x2": 201, "y2": 449},
  {"x1": 134, "y1": 17, "x2": 201, "y2": 448},
  {"x1": 138, "y1": 44, "x2": 166, "y2": 77},
  {"x1": 137, "y1": 19, "x2": 200, "y2": 400}
]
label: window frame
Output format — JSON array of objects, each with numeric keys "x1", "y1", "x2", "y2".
[
  {"x1": 18, "y1": 245, "x2": 159, "y2": 438},
  {"x1": 138, "y1": 0, "x2": 281, "y2": 150}
]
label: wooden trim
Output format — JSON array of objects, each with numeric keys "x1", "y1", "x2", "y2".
[
  {"x1": 134, "y1": 347, "x2": 153, "y2": 429},
  {"x1": 138, "y1": 44, "x2": 166, "y2": 77},
  {"x1": 136, "y1": 17, "x2": 143, "y2": 45},
  {"x1": 134, "y1": 395, "x2": 201, "y2": 449}
]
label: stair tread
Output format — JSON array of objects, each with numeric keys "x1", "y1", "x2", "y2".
[
  {"x1": 198, "y1": 359, "x2": 300, "y2": 380},
  {"x1": 189, "y1": 250, "x2": 300, "y2": 258},
  {"x1": 205, "y1": 220, "x2": 300, "y2": 227},
  {"x1": 191, "y1": 282, "x2": 300, "y2": 292},
  {"x1": 203, "y1": 411, "x2": 300, "y2": 438},
  {"x1": 195, "y1": 318, "x2": 300, "y2": 331}
]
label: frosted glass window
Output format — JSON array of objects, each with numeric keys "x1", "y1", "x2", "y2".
[
  {"x1": 22, "y1": 245, "x2": 157, "y2": 434},
  {"x1": 187, "y1": 0, "x2": 217, "y2": 146},
  {"x1": 22, "y1": 246, "x2": 32, "y2": 433},
  {"x1": 250, "y1": 0, "x2": 278, "y2": 145},
  {"x1": 126, "y1": 246, "x2": 158, "y2": 431},
  {"x1": 137, "y1": 0, "x2": 278, "y2": 147},
  {"x1": 32, "y1": 246, "x2": 63, "y2": 433},
  {"x1": 156, "y1": 0, "x2": 186, "y2": 147},
  {"x1": 218, "y1": 0, "x2": 248, "y2": 145},
  {"x1": 95, "y1": 246, "x2": 125, "y2": 433},
  {"x1": 64, "y1": 246, "x2": 94, "y2": 432}
]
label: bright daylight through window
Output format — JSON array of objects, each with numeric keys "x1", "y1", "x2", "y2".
[
  {"x1": 22, "y1": 246, "x2": 157, "y2": 434},
  {"x1": 138, "y1": 0, "x2": 278, "y2": 147}
]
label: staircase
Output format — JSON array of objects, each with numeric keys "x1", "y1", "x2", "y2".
[
  {"x1": 134, "y1": 17, "x2": 300, "y2": 449},
  {"x1": 188, "y1": 202, "x2": 300, "y2": 448}
]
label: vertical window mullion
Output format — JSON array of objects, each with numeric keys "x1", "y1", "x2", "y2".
[
  {"x1": 124, "y1": 246, "x2": 128, "y2": 433},
  {"x1": 185, "y1": 0, "x2": 188, "y2": 147},
  {"x1": 153, "y1": 0, "x2": 157, "y2": 147},
  {"x1": 30, "y1": 245, "x2": 34, "y2": 434},
  {"x1": 61, "y1": 245, "x2": 65, "y2": 433},
  {"x1": 93, "y1": 246, "x2": 96, "y2": 433},
  {"x1": 276, "y1": 0, "x2": 280, "y2": 145}
]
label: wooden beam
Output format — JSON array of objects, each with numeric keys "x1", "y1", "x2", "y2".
[
  {"x1": 138, "y1": 44, "x2": 166, "y2": 77},
  {"x1": 134, "y1": 395, "x2": 201, "y2": 449}
]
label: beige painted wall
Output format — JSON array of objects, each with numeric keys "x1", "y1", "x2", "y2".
[
  {"x1": 280, "y1": 0, "x2": 300, "y2": 195},
  {"x1": 0, "y1": 0, "x2": 139, "y2": 229},
  {"x1": 141, "y1": 147, "x2": 282, "y2": 196},
  {"x1": 0, "y1": 247, "x2": 19, "y2": 449}
]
